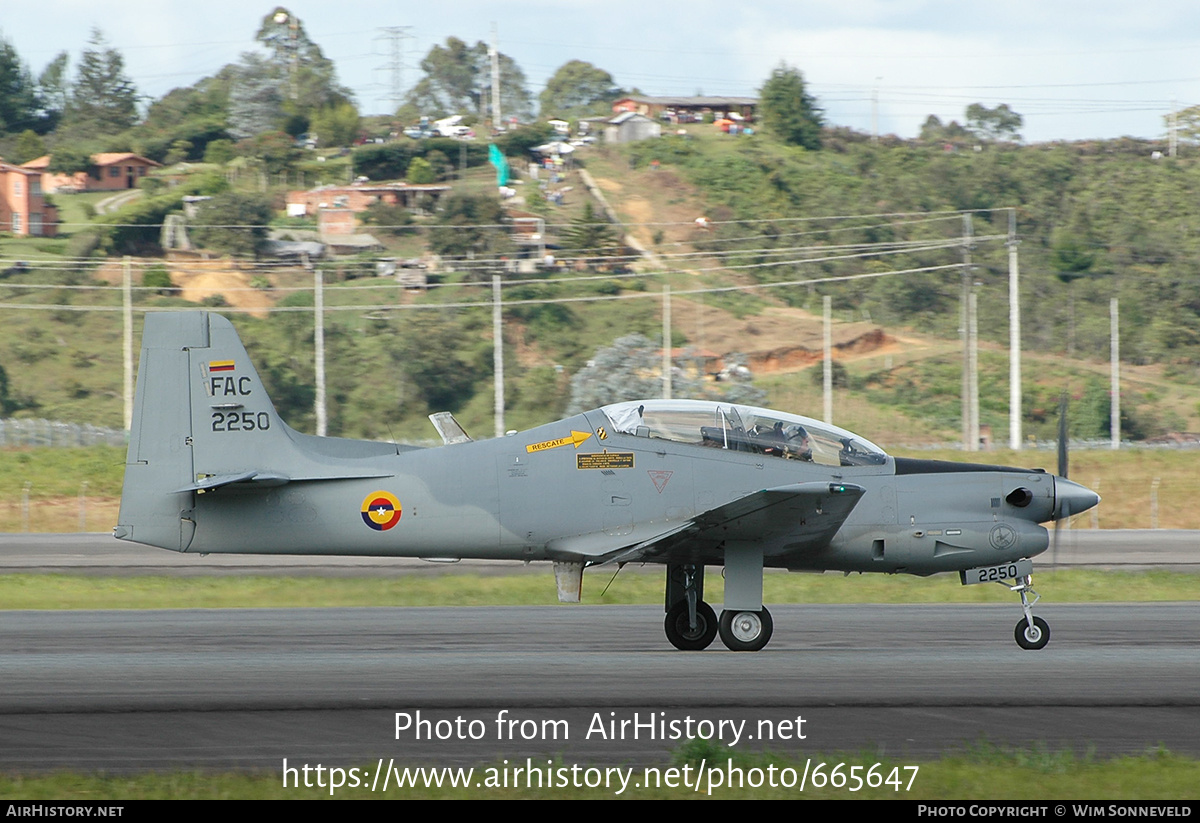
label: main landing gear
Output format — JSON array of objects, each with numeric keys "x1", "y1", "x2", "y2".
[
  {"x1": 719, "y1": 606, "x2": 773, "y2": 652},
  {"x1": 664, "y1": 599, "x2": 717, "y2": 650},
  {"x1": 664, "y1": 562, "x2": 775, "y2": 652},
  {"x1": 1011, "y1": 574, "x2": 1050, "y2": 650}
]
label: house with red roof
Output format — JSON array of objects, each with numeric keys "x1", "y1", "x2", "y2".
[
  {"x1": 21, "y1": 152, "x2": 161, "y2": 193},
  {"x1": 0, "y1": 158, "x2": 58, "y2": 237}
]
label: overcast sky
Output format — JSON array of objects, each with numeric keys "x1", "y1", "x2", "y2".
[{"x1": 4, "y1": 1, "x2": 1199, "y2": 143}]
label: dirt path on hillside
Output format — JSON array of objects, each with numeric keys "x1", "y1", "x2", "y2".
[
  {"x1": 174, "y1": 270, "x2": 274, "y2": 317},
  {"x1": 590, "y1": 167, "x2": 707, "y2": 256},
  {"x1": 94, "y1": 259, "x2": 277, "y2": 318},
  {"x1": 670, "y1": 299, "x2": 897, "y2": 372}
]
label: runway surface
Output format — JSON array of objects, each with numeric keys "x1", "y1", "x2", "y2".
[
  {"x1": 2, "y1": 603, "x2": 1198, "y2": 771},
  {"x1": 1, "y1": 529, "x2": 1197, "y2": 574}
]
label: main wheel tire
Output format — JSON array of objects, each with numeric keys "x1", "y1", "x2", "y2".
[
  {"x1": 718, "y1": 606, "x2": 774, "y2": 652},
  {"x1": 664, "y1": 600, "x2": 718, "y2": 651},
  {"x1": 1014, "y1": 616, "x2": 1050, "y2": 650}
]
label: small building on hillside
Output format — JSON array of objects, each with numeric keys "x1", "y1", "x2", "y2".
[
  {"x1": 22, "y1": 153, "x2": 162, "y2": 193},
  {"x1": 0, "y1": 158, "x2": 58, "y2": 236},
  {"x1": 612, "y1": 95, "x2": 758, "y2": 123},
  {"x1": 604, "y1": 112, "x2": 661, "y2": 144},
  {"x1": 286, "y1": 181, "x2": 451, "y2": 217}
]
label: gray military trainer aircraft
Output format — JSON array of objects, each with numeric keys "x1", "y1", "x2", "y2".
[{"x1": 117, "y1": 312, "x2": 1100, "y2": 652}]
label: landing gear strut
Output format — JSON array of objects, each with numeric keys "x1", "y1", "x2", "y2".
[
  {"x1": 1011, "y1": 574, "x2": 1050, "y2": 650},
  {"x1": 664, "y1": 564, "x2": 717, "y2": 650},
  {"x1": 665, "y1": 600, "x2": 717, "y2": 650}
]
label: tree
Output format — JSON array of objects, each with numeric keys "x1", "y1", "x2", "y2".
[
  {"x1": 918, "y1": 114, "x2": 971, "y2": 145},
  {"x1": 405, "y1": 37, "x2": 532, "y2": 122},
  {"x1": 309, "y1": 101, "x2": 361, "y2": 147},
  {"x1": 191, "y1": 191, "x2": 275, "y2": 258},
  {"x1": 566, "y1": 335, "x2": 765, "y2": 414},
  {"x1": 1050, "y1": 229, "x2": 1097, "y2": 357},
  {"x1": 255, "y1": 7, "x2": 353, "y2": 112},
  {"x1": 62, "y1": 29, "x2": 138, "y2": 136},
  {"x1": 405, "y1": 156, "x2": 435, "y2": 184},
  {"x1": 562, "y1": 202, "x2": 619, "y2": 257},
  {"x1": 965, "y1": 103, "x2": 1023, "y2": 142},
  {"x1": 0, "y1": 35, "x2": 38, "y2": 134},
  {"x1": 135, "y1": 74, "x2": 233, "y2": 163},
  {"x1": 12, "y1": 130, "x2": 44, "y2": 164},
  {"x1": 227, "y1": 54, "x2": 286, "y2": 141},
  {"x1": 46, "y1": 145, "x2": 95, "y2": 176},
  {"x1": 757, "y1": 63, "x2": 823, "y2": 150},
  {"x1": 234, "y1": 130, "x2": 299, "y2": 174},
  {"x1": 538, "y1": 60, "x2": 621, "y2": 118},
  {"x1": 1166, "y1": 104, "x2": 1200, "y2": 145},
  {"x1": 36, "y1": 52, "x2": 69, "y2": 132},
  {"x1": 428, "y1": 192, "x2": 512, "y2": 258}
]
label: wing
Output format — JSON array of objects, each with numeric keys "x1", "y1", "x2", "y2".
[{"x1": 547, "y1": 481, "x2": 865, "y2": 566}]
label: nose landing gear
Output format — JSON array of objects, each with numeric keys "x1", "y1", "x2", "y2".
[{"x1": 1012, "y1": 575, "x2": 1050, "y2": 650}]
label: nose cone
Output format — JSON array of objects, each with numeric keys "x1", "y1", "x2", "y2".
[{"x1": 1053, "y1": 477, "x2": 1101, "y2": 520}]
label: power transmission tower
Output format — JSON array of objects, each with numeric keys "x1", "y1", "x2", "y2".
[{"x1": 375, "y1": 26, "x2": 415, "y2": 114}]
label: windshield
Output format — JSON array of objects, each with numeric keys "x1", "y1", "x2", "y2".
[{"x1": 601, "y1": 400, "x2": 888, "y2": 467}]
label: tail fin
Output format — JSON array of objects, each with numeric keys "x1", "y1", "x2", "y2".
[{"x1": 116, "y1": 312, "x2": 392, "y2": 551}]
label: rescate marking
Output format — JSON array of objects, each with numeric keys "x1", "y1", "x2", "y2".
[
  {"x1": 361, "y1": 490, "x2": 402, "y2": 531},
  {"x1": 526, "y1": 430, "x2": 592, "y2": 454}
]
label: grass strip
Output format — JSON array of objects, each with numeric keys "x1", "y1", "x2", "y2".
[
  {"x1": 2, "y1": 569, "x2": 1197, "y2": 611},
  {"x1": 1, "y1": 744, "x2": 1195, "y2": 799}
]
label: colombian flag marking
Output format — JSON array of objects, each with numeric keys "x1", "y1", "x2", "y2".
[
  {"x1": 209, "y1": 360, "x2": 235, "y2": 372},
  {"x1": 361, "y1": 491, "x2": 401, "y2": 531}
]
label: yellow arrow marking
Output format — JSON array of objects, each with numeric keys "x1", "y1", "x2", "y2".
[{"x1": 526, "y1": 430, "x2": 593, "y2": 453}]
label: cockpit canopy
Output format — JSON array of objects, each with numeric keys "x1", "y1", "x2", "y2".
[{"x1": 600, "y1": 399, "x2": 889, "y2": 467}]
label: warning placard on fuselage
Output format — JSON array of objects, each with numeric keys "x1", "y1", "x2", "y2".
[{"x1": 577, "y1": 451, "x2": 635, "y2": 470}]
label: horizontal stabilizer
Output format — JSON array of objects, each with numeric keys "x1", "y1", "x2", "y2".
[
  {"x1": 173, "y1": 471, "x2": 288, "y2": 493},
  {"x1": 174, "y1": 468, "x2": 395, "y2": 494},
  {"x1": 429, "y1": 411, "x2": 473, "y2": 444}
]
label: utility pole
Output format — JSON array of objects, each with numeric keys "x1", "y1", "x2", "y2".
[
  {"x1": 662, "y1": 284, "x2": 672, "y2": 399},
  {"x1": 272, "y1": 9, "x2": 300, "y2": 101},
  {"x1": 1111, "y1": 298, "x2": 1120, "y2": 450},
  {"x1": 312, "y1": 257, "x2": 326, "y2": 437},
  {"x1": 968, "y1": 291, "x2": 980, "y2": 450},
  {"x1": 289, "y1": 13, "x2": 299, "y2": 101},
  {"x1": 960, "y1": 213, "x2": 977, "y2": 451},
  {"x1": 1169, "y1": 101, "x2": 1178, "y2": 158},
  {"x1": 1008, "y1": 208, "x2": 1022, "y2": 450},
  {"x1": 823, "y1": 295, "x2": 833, "y2": 424},
  {"x1": 123, "y1": 256, "x2": 133, "y2": 430},
  {"x1": 489, "y1": 23, "x2": 502, "y2": 131},
  {"x1": 871, "y1": 77, "x2": 881, "y2": 144},
  {"x1": 493, "y1": 272, "x2": 505, "y2": 438}
]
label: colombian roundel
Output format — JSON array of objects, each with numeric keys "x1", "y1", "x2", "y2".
[{"x1": 361, "y1": 491, "x2": 401, "y2": 531}]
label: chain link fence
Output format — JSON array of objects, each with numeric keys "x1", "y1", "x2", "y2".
[{"x1": 0, "y1": 419, "x2": 126, "y2": 448}]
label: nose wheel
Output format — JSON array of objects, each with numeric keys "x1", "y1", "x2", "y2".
[
  {"x1": 1015, "y1": 615, "x2": 1050, "y2": 650},
  {"x1": 1011, "y1": 574, "x2": 1050, "y2": 650}
]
